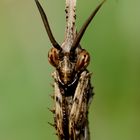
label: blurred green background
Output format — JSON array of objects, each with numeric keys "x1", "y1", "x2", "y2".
[{"x1": 0, "y1": 0, "x2": 140, "y2": 140}]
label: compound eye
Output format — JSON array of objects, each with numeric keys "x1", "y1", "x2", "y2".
[
  {"x1": 48, "y1": 47, "x2": 59, "y2": 67},
  {"x1": 75, "y1": 50, "x2": 90, "y2": 71}
]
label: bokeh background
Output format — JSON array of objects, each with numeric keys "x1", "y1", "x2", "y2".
[{"x1": 0, "y1": 0, "x2": 140, "y2": 140}]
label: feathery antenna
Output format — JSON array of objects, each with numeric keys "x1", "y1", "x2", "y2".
[
  {"x1": 71, "y1": 0, "x2": 106, "y2": 51},
  {"x1": 35, "y1": 0, "x2": 61, "y2": 50}
]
